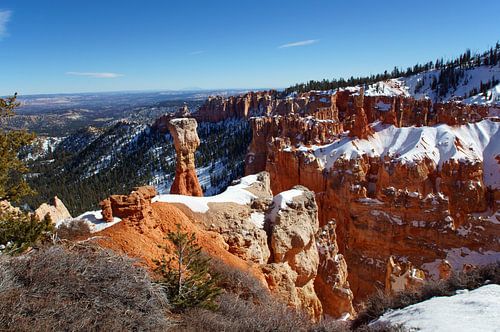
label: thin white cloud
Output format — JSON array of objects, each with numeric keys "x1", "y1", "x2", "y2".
[
  {"x1": 66, "y1": 72, "x2": 124, "y2": 78},
  {"x1": 189, "y1": 50, "x2": 205, "y2": 55},
  {"x1": 278, "y1": 39, "x2": 319, "y2": 49},
  {"x1": 0, "y1": 10, "x2": 12, "y2": 40}
]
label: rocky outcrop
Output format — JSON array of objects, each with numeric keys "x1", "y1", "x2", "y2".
[
  {"x1": 195, "y1": 88, "x2": 493, "y2": 131},
  {"x1": 315, "y1": 220, "x2": 355, "y2": 318},
  {"x1": 349, "y1": 90, "x2": 373, "y2": 139},
  {"x1": 245, "y1": 115, "x2": 343, "y2": 175},
  {"x1": 95, "y1": 191, "x2": 267, "y2": 288},
  {"x1": 167, "y1": 118, "x2": 203, "y2": 196},
  {"x1": 100, "y1": 186, "x2": 157, "y2": 224},
  {"x1": 0, "y1": 200, "x2": 22, "y2": 215},
  {"x1": 385, "y1": 256, "x2": 425, "y2": 294},
  {"x1": 34, "y1": 196, "x2": 72, "y2": 223},
  {"x1": 263, "y1": 187, "x2": 323, "y2": 320}
]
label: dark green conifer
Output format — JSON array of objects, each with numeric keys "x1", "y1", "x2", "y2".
[{"x1": 155, "y1": 224, "x2": 221, "y2": 312}]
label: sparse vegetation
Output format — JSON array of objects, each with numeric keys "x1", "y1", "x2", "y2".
[{"x1": 0, "y1": 243, "x2": 170, "y2": 332}]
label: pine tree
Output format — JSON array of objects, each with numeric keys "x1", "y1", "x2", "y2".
[
  {"x1": 0, "y1": 210, "x2": 53, "y2": 254},
  {"x1": 0, "y1": 93, "x2": 36, "y2": 202},
  {"x1": 155, "y1": 224, "x2": 221, "y2": 312}
]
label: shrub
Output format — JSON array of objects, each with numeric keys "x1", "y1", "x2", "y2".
[
  {"x1": 0, "y1": 210, "x2": 53, "y2": 254},
  {"x1": 209, "y1": 257, "x2": 269, "y2": 302},
  {"x1": 155, "y1": 224, "x2": 221, "y2": 312},
  {"x1": 55, "y1": 218, "x2": 92, "y2": 239},
  {"x1": 0, "y1": 243, "x2": 170, "y2": 331},
  {"x1": 177, "y1": 260, "x2": 350, "y2": 332}
]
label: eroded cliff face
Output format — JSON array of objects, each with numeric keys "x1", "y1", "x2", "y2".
[
  {"x1": 264, "y1": 187, "x2": 323, "y2": 320},
  {"x1": 124, "y1": 172, "x2": 355, "y2": 320},
  {"x1": 167, "y1": 118, "x2": 203, "y2": 196},
  {"x1": 248, "y1": 117, "x2": 500, "y2": 302}
]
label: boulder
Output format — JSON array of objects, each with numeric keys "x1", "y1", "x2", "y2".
[{"x1": 34, "y1": 196, "x2": 72, "y2": 223}]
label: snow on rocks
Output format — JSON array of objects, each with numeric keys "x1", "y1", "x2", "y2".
[
  {"x1": 249, "y1": 212, "x2": 265, "y2": 229},
  {"x1": 56, "y1": 210, "x2": 122, "y2": 234},
  {"x1": 152, "y1": 174, "x2": 260, "y2": 213},
  {"x1": 267, "y1": 188, "x2": 304, "y2": 223},
  {"x1": 374, "y1": 284, "x2": 500, "y2": 332},
  {"x1": 310, "y1": 119, "x2": 499, "y2": 188},
  {"x1": 422, "y1": 247, "x2": 500, "y2": 279}
]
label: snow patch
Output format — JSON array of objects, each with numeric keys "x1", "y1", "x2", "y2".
[
  {"x1": 375, "y1": 284, "x2": 500, "y2": 332},
  {"x1": 268, "y1": 189, "x2": 304, "y2": 223},
  {"x1": 249, "y1": 212, "x2": 265, "y2": 229},
  {"x1": 310, "y1": 119, "x2": 499, "y2": 189},
  {"x1": 152, "y1": 174, "x2": 259, "y2": 213},
  {"x1": 56, "y1": 210, "x2": 122, "y2": 233}
]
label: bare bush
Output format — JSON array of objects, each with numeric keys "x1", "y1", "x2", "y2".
[
  {"x1": 0, "y1": 243, "x2": 170, "y2": 331},
  {"x1": 175, "y1": 260, "x2": 351, "y2": 332},
  {"x1": 209, "y1": 257, "x2": 269, "y2": 302},
  {"x1": 55, "y1": 218, "x2": 92, "y2": 239}
]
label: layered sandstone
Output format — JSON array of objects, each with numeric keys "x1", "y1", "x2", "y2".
[
  {"x1": 144, "y1": 172, "x2": 355, "y2": 319},
  {"x1": 167, "y1": 118, "x2": 203, "y2": 196},
  {"x1": 315, "y1": 220, "x2": 355, "y2": 318},
  {"x1": 246, "y1": 115, "x2": 500, "y2": 302},
  {"x1": 349, "y1": 89, "x2": 373, "y2": 139},
  {"x1": 195, "y1": 88, "x2": 493, "y2": 129}
]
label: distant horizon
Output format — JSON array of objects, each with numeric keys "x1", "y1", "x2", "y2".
[
  {"x1": 1, "y1": 0, "x2": 500, "y2": 95},
  {"x1": 5, "y1": 87, "x2": 271, "y2": 99}
]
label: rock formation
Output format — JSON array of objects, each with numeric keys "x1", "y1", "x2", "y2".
[
  {"x1": 349, "y1": 89, "x2": 373, "y2": 139},
  {"x1": 167, "y1": 118, "x2": 203, "y2": 196},
  {"x1": 95, "y1": 188, "x2": 267, "y2": 288},
  {"x1": 315, "y1": 220, "x2": 355, "y2": 318},
  {"x1": 385, "y1": 256, "x2": 425, "y2": 294},
  {"x1": 243, "y1": 99, "x2": 499, "y2": 303},
  {"x1": 263, "y1": 187, "x2": 323, "y2": 320},
  {"x1": 34, "y1": 196, "x2": 72, "y2": 223},
  {"x1": 100, "y1": 186, "x2": 157, "y2": 224}
]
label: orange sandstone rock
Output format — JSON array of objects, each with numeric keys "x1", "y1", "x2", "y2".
[{"x1": 168, "y1": 118, "x2": 203, "y2": 196}]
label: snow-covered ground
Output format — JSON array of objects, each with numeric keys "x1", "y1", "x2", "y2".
[
  {"x1": 338, "y1": 65, "x2": 500, "y2": 105},
  {"x1": 305, "y1": 119, "x2": 499, "y2": 188},
  {"x1": 375, "y1": 284, "x2": 500, "y2": 332},
  {"x1": 55, "y1": 211, "x2": 122, "y2": 233},
  {"x1": 152, "y1": 174, "x2": 259, "y2": 213}
]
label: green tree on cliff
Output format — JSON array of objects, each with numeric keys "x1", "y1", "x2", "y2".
[
  {"x1": 155, "y1": 224, "x2": 221, "y2": 312},
  {"x1": 0, "y1": 93, "x2": 52, "y2": 255},
  {"x1": 0, "y1": 93, "x2": 36, "y2": 203}
]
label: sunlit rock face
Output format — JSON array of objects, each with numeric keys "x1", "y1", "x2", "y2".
[{"x1": 167, "y1": 118, "x2": 203, "y2": 197}]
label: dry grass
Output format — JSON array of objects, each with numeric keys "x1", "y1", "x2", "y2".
[
  {"x1": 0, "y1": 243, "x2": 171, "y2": 332},
  {"x1": 352, "y1": 262, "x2": 500, "y2": 329},
  {"x1": 177, "y1": 258, "x2": 400, "y2": 332}
]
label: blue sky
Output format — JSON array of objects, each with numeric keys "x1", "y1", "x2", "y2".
[{"x1": 1, "y1": 0, "x2": 500, "y2": 95}]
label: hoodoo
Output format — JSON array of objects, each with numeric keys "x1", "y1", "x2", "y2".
[{"x1": 167, "y1": 118, "x2": 204, "y2": 197}]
